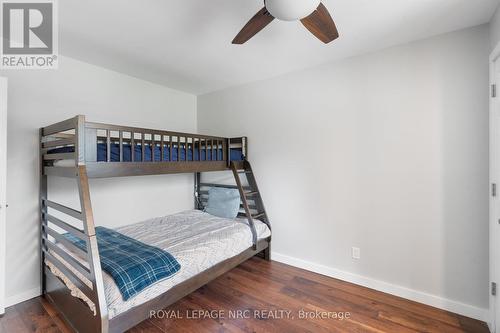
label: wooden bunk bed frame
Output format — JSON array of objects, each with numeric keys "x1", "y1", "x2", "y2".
[{"x1": 39, "y1": 115, "x2": 271, "y2": 333}]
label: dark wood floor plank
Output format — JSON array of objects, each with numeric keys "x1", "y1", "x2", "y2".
[
  {"x1": 225, "y1": 267, "x2": 389, "y2": 329},
  {"x1": 12, "y1": 298, "x2": 61, "y2": 333},
  {"x1": 0, "y1": 257, "x2": 490, "y2": 333},
  {"x1": 23, "y1": 302, "x2": 61, "y2": 332},
  {"x1": 192, "y1": 283, "x2": 321, "y2": 333},
  {"x1": 39, "y1": 298, "x2": 73, "y2": 333},
  {"x1": 149, "y1": 297, "x2": 230, "y2": 333},
  {"x1": 221, "y1": 268, "x2": 416, "y2": 333},
  {"x1": 241, "y1": 259, "x2": 467, "y2": 328},
  {"x1": 215, "y1": 272, "x2": 340, "y2": 332},
  {"x1": 286, "y1": 274, "x2": 464, "y2": 333},
  {"x1": 175, "y1": 295, "x2": 244, "y2": 333},
  {"x1": 126, "y1": 319, "x2": 166, "y2": 333},
  {"x1": 0, "y1": 306, "x2": 32, "y2": 333}
]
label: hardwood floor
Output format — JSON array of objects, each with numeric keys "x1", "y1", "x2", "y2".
[{"x1": 0, "y1": 257, "x2": 490, "y2": 333}]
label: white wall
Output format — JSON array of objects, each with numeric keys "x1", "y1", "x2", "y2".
[
  {"x1": 0, "y1": 56, "x2": 197, "y2": 305},
  {"x1": 198, "y1": 25, "x2": 490, "y2": 318},
  {"x1": 491, "y1": 5, "x2": 500, "y2": 51},
  {"x1": 0, "y1": 78, "x2": 7, "y2": 314}
]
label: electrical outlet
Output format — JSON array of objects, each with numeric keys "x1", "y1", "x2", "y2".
[{"x1": 352, "y1": 247, "x2": 360, "y2": 259}]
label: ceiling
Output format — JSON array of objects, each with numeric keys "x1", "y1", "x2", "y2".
[{"x1": 60, "y1": 0, "x2": 499, "y2": 95}]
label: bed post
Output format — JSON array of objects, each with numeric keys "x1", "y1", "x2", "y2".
[
  {"x1": 77, "y1": 165, "x2": 109, "y2": 332},
  {"x1": 75, "y1": 115, "x2": 86, "y2": 166},
  {"x1": 242, "y1": 136, "x2": 247, "y2": 159},
  {"x1": 263, "y1": 244, "x2": 271, "y2": 261},
  {"x1": 75, "y1": 116, "x2": 109, "y2": 332},
  {"x1": 194, "y1": 172, "x2": 201, "y2": 210},
  {"x1": 227, "y1": 138, "x2": 231, "y2": 167},
  {"x1": 39, "y1": 128, "x2": 48, "y2": 295}
]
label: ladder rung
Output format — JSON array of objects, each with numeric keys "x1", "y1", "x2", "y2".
[
  {"x1": 252, "y1": 212, "x2": 266, "y2": 219},
  {"x1": 245, "y1": 191, "x2": 259, "y2": 196},
  {"x1": 238, "y1": 170, "x2": 252, "y2": 174}
]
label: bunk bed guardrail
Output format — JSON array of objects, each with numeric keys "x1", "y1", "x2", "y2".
[{"x1": 41, "y1": 115, "x2": 247, "y2": 178}]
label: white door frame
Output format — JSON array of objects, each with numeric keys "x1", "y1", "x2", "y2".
[
  {"x1": 0, "y1": 77, "x2": 7, "y2": 315},
  {"x1": 489, "y1": 43, "x2": 500, "y2": 333}
]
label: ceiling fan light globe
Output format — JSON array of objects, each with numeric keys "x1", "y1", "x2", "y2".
[{"x1": 265, "y1": 0, "x2": 321, "y2": 21}]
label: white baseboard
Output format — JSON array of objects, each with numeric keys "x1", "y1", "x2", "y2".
[
  {"x1": 271, "y1": 252, "x2": 489, "y2": 323},
  {"x1": 5, "y1": 287, "x2": 41, "y2": 308}
]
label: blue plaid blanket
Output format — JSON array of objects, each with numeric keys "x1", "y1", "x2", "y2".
[{"x1": 65, "y1": 227, "x2": 180, "y2": 301}]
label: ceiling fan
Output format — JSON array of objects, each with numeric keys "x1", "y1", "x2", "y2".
[{"x1": 232, "y1": 0, "x2": 339, "y2": 44}]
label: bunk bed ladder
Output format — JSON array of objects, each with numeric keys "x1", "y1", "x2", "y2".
[{"x1": 230, "y1": 160, "x2": 270, "y2": 252}]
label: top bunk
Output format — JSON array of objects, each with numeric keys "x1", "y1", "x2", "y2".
[{"x1": 40, "y1": 115, "x2": 247, "y2": 178}]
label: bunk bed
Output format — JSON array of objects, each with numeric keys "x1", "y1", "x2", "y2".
[{"x1": 39, "y1": 115, "x2": 271, "y2": 333}]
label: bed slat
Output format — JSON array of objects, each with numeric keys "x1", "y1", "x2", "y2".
[
  {"x1": 44, "y1": 225, "x2": 88, "y2": 259},
  {"x1": 199, "y1": 183, "x2": 251, "y2": 190},
  {"x1": 151, "y1": 135, "x2": 155, "y2": 162},
  {"x1": 198, "y1": 139, "x2": 202, "y2": 161},
  {"x1": 44, "y1": 167, "x2": 78, "y2": 178},
  {"x1": 205, "y1": 139, "x2": 208, "y2": 161},
  {"x1": 169, "y1": 137, "x2": 172, "y2": 162},
  {"x1": 178, "y1": 137, "x2": 181, "y2": 162},
  {"x1": 42, "y1": 117, "x2": 78, "y2": 136},
  {"x1": 141, "y1": 133, "x2": 145, "y2": 162},
  {"x1": 46, "y1": 214, "x2": 87, "y2": 241},
  {"x1": 106, "y1": 130, "x2": 111, "y2": 162},
  {"x1": 44, "y1": 237, "x2": 93, "y2": 281},
  {"x1": 213, "y1": 140, "x2": 216, "y2": 160},
  {"x1": 131, "y1": 133, "x2": 135, "y2": 162},
  {"x1": 191, "y1": 137, "x2": 195, "y2": 161},
  {"x1": 44, "y1": 199, "x2": 83, "y2": 220},
  {"x1": 42, "y1": 138, "x2": 75, "y2": 149},
  {"x1": 43, "y1": 152, "x2": 74, "y2": 160},
  {"x1": 160, "y1": 136, "x2": 164, "y2": 161},
  {"x1": 43, "y1": 251, "x2": 95, "y2": 300},
  {"x1": 119, "y1": 131, "x2": 123, "y2": 162}
]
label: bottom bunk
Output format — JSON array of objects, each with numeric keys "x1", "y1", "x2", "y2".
[{"x1": 44, "y1": 210, "x2": 271, "y2": 333}]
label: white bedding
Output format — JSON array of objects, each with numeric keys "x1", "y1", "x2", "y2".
[{"x1": 101, "y1": 210, "x2": 271, "y2": 318}]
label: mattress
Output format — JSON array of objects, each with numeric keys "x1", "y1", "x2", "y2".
[
  {"x1": 95, "y1": 143, "x2": 244, "y2": 162},
  {"x1": 94, "y1": 210, "x2": 270, "y2": 318},
  {"x1": 48, "y1": 144, "x2": 244, "y2": 162}
]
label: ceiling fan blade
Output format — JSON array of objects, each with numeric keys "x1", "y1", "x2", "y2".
[
  {"x1": 300, "y1": 3, "x2": 339, "y2": 44},
  {"x1": 232, "y1": 7, "x2": 275, "y2": 44}
]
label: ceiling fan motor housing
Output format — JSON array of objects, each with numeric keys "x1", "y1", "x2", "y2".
[{"x1": 265, "y1": 0, "x2": 321, "y2": 21}]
